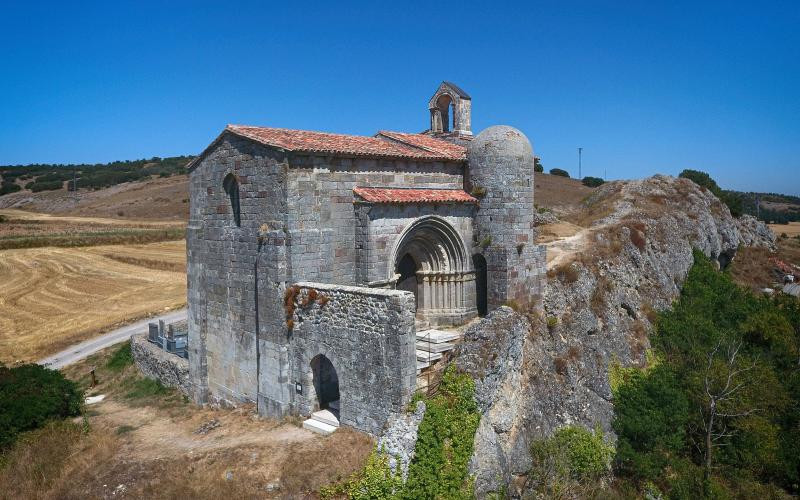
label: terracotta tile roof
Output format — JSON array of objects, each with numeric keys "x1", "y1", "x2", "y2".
[
  {"x1": 375, "y1": 131, "x2": 467, "y2": 160},
  {"x1": 224, "y1": 125, "x2": 466, "y2": 161},
  {"x1": 353, "y1": 187, "x2": 477, "y2": 204}
]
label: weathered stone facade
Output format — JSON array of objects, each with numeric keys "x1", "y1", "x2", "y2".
[{"x1": 185, "y1": 82, "x2": 546, "y2": 434}]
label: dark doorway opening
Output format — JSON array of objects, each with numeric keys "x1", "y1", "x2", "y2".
[
  {"x1": 311, "y1": 355, "x2": 339, "y2": 415},
  {"x1": 473, "y1": 254, "x2": 488, "y2": 317},
  {"x1": 396, "y1": 253, "x2": 419, "y2": 308}
]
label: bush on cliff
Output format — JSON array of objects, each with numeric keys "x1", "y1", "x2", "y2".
[
  {"x1": 612, "y1": 249, "x2": 800, "y2": 497},
  {"x1": 321, "y1": 366, "x2": 480, "y2": 499},
  {"x1": 527, "y1": 425, "x2": 614, "y2": 498},
  {"x1": 0, "y1": 364, "x2": 83, "y2": 448}
]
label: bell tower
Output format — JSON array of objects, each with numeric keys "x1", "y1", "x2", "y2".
[{"x1": 428, "y1": 81, "x2": 472, "y2": 136}]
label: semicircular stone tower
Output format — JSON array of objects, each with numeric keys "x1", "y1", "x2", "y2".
[{"x1": 468, "y1": 125, "x2": 546, "y2": 312}]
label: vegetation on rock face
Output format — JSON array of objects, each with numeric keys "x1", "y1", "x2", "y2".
[
  {"x1": 611, "y1": 249, "x2": 800, "y2": 497},
  {"x1": 527, "y1": 425, "x2": 615, "y2": 498},
  {"x1": 321, "y1": 366, "x2": 480, "y2": 499},
  {"x1": 549, "y1": 168, "x2": 570, "y2": 178},
  {"x1": 0, "y1": 364, "x2": 83, "y2": 448}
]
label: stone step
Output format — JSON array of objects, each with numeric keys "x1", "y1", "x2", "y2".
[
  {"x1": 416, "y1": 349, "x2": 442, "y2": 362},
  {"x1": 416, "y1": 329, "x2": 461, "y2": 343},
  {"x1": 417, "y1": 359, "x2": 430, "y2": 373},
  {"x1": 310, "y1": 409, "x2": 339, "y2": 428},
  {"x1": 303, "y1": 418, "x2": 337, "y2": 436},
  {"x1": 416, "y1": 340, "x2": 455, "y2": 353}
]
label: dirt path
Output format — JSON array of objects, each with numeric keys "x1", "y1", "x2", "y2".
[{"x1": 94, "y1": 400, "x2": 312, "y2": 461}]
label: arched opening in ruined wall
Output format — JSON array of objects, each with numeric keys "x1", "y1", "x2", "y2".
[
  {"x1": 310, "y1": 354, "x2": 339, "y2": 415},
  {"x1": 392, "y1": 216, "x2": 475, "y2": 324},
  {"x1": 472, "y1": 253, "x2": 488, "y2": 317}
]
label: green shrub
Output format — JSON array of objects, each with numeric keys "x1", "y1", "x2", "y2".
[
  {"x1": 0, "y1": 364, "x2": 83, "y2": 448},
  {"x1": 527, "y1": 426, "x2": 614, "y2": 498},
  {"x1": 403, "y1": 366, "x2": 480, "y2": 499},
  {"x1": 0, "y1": 182, "x2": 21, "y2": 195},
  {"x1": 106, "y1": 343, "x2": 134, "y2": 372},
  {"x1": 125, "y1": 378, "x2": 169, "y2": 399},
  {"x1": 582, "y1": 176, "x2": 605, "y2": 187},
  {"x1": 534, "y1": 157, "x2": 544, "y2": 173},
  {"x1": 612, "y1": 364, "x2": 689, "y2": 481},
  {"x1": 29, "y1": 180, "x2": 64, "y2": 192},
  {"x1": 320, "y1": 449, "x2": 403, "y2": 499},
  {"x1": 550, "y1": 168, "x2": 570, "y2": 178}
]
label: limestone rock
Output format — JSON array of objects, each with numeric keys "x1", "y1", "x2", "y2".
[{"x1": 455, "y1": 175, "x2": 777, "y2": 498}]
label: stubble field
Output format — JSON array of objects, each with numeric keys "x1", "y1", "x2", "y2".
[{"x1": 0, "y1": 237, "x2": 186, "y2": 364}]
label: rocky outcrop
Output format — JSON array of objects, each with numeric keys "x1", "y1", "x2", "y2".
[
  {"x1": 453, "y1": 175, "x2": 776, "y2": 497},
  {"x1": 378, "y1": 401, "x2": 426, "y2": 478}
]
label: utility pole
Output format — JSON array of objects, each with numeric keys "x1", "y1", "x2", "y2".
[{"x1": 578, "y1": 147, "x2": 583, "y2": 179}]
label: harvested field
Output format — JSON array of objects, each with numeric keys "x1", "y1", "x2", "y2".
[
  {"x1": 0, "y1": 240, "x2": 186, "y2": 363},
  {"x1": 0, "y1": 209, "x2": 185, "y2": 250},
  {"x1": 770, "y1": 222, "x2": 800, "y2": 237}
]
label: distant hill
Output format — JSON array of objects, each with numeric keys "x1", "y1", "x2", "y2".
[
  {"x1": 0, "y1": 156, "x2": 194, "y2": 196},
  {"x1": 733, "y1": 191, "x2": 800, "y2": 224}
]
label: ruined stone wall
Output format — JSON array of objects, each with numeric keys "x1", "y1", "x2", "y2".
[
  {"x1": 287, "y1": 282, "x2": 417, "y2": 435},
  {"x1": 131, "y1": 334, "x2": 191, "y2": 396}
]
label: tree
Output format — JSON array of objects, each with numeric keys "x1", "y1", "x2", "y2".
[
  {"x1": 698, "y1": 340, "x2": 760, "y2": 478},
  {"x1": 534, "y1": 157, "x2": 544, "y2": 173},
  {"x1": 550, "y1": 168, "x2": 570, "y2": 178}
]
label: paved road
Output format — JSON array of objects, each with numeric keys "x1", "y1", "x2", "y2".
[{"x1": 38, "y1": 308, "x2": 187, "y2": 370}]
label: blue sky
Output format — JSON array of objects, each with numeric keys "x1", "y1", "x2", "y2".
[{"x1": 1, "y1": 1, "x2": 798, "y2": 195}]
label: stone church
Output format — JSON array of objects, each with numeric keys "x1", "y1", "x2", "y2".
[{"x1": 186, "y1": 82, "x2": 546, "y2": 434}]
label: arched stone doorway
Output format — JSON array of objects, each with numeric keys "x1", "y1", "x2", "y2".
[
  {"x1": 310, "y1": 354, "x2": 339, "y2": 414},
  {"x1": 391, "y1": 216, "x2": 477, "y2": 325},
  {"x1": 472, "y1": 253, "x2": 488, "y2": 317},
  {"x1": 396, "y1": 253, "x2": 419, "y2": 308}
]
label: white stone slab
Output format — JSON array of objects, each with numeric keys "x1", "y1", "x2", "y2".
[
  {"x1": 311, "y1": 409, "x2": 340, "y2": 427},
  {"x1": 416, "y1": 340, "x2": 455, "y2": 353},
  {"x1": 416, "y1": 349, "x2": 442, "y2": 361},
  {"x1": 417, "y1": 359, "x2": 430, "y2": 372},
  {"x1": 303, "y1": 418, "x2": 337, "y2": 436},
  {"x1": 416, "y1": 329, "x2": 461, "y2": 343}
]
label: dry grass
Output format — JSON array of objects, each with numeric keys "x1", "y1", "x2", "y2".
[
  {"x1": 769, "y1": 222, "x2": 800, "y2": 238},
  {"x1": 0, "y1": 240, "x2": 186, "y2": 363},
  {"x1": 5, "y1": 344, "x2": 373, "y2": 499}
]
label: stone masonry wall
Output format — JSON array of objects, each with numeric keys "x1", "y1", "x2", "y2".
[
  {"x1": 131, "y1": 334, "x2": 191, "y2": 396},
  {"x1": 287, "y1": 282, "x2": 417, "y2": 436},
  {"x1": 285, "y1": 154, "x2": 465, "y2": 286},
  {"x1": 187, "y1": 132, "x2": 288, "y2": 406}
]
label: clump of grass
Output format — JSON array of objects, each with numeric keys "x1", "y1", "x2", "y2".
[
  {"x1": 106, "y1": 343, "x2": 133, "y2": 372},
  {"x1": 125, "y1": 378, "x2": 170, "y2": 399},
  {"x1": 547, "y1": 316, "x2": 559, "y2": 329},
  {"x1": 548, "y1": 262, "x2": 580, "y2": 283},
  {"x1": 115, "y1": 425, "x2": 136, "y2": 435}
]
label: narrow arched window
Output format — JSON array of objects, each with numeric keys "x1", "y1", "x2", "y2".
[{"x1": 223, "y1": 173, "x2": 241, "y2": 227}]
